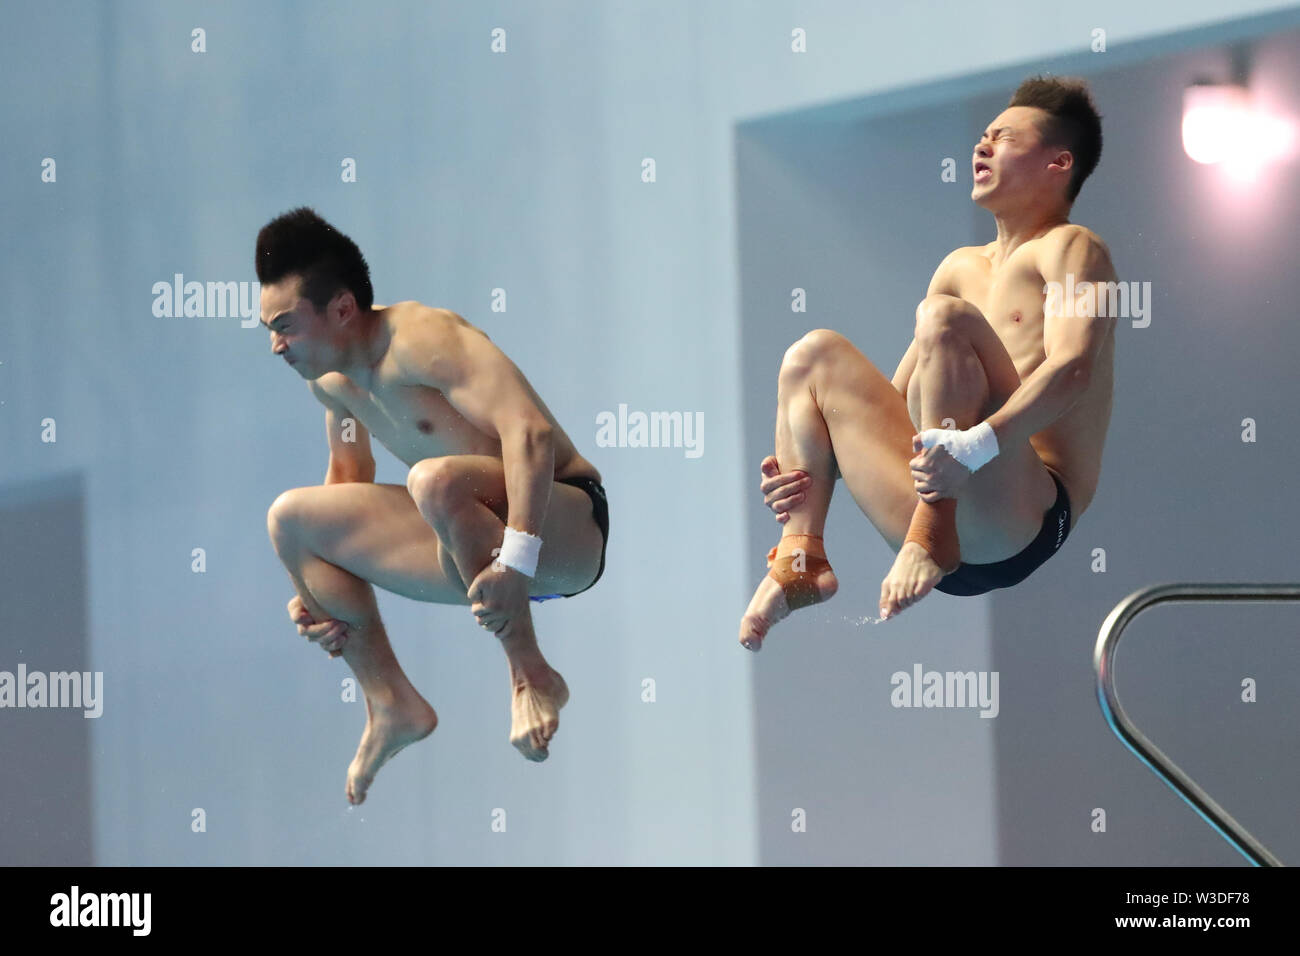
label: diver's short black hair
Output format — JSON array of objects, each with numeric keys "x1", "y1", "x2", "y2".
[
  {"x1": 255, "y1": 207, "x2": 374, "y2": 313},
  {"x1": 1008, "y1": 74, "x2": 1103, "y2": 202}
]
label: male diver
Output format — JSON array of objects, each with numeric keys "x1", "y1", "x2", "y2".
[
  {"x1": 260, "y1": 208, "x2": 608, "y2": 801},
  {"x1": 741, "y1": 75, "x2": 1116, "y2": 649}
]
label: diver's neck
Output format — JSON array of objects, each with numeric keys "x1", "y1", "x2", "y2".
[
  {"x1": 989, "y1": 207, "x2": 1070, "y2": 267},
  {"x1": 335, "y1": 307, "x2": 390, "y2": 388}
]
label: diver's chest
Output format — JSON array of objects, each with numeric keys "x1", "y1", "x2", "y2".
[
  {"x1": 340, "y1": 379, "x2": 458, "y2": 439},
  {"x1": 960, "y1": 260, "x2": 1045, "y2": 348}
]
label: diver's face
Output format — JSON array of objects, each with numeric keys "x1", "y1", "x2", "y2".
[
  {"x1": 972, "y1": 106, "x2": 1059, "y2": 208},
  {"x1": 260, "y1": 277, "x2": 330, "y2": 379}
]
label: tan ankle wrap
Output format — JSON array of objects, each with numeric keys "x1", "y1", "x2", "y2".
[
  {"x1": 765, "y1": 533, "x2": 833, "y2": 610},
  {"x1": 903, "y1": 499, "x2": 961, "y2": 575}
]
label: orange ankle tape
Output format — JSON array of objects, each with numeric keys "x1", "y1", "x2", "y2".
[
  {"x1": 904, "y1": 500, "x2": 961, "y2": 574},
  {"x1": 765, "y1": 533, "x2": 833, "y2": 610}
]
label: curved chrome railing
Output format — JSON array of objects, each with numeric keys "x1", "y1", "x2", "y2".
[{"x1": 1094, "y1": 583, "x2": 1299, "y2": 867}]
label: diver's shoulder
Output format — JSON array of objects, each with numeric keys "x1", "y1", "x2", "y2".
[
  {"x1": 1045, "y1": 222, "x2": 1111, "y2": 254},
  {"x1": 382, "y1": 300, "x2": 459, "y2": 324},
  {"x1": 385, "y1": 301, "x2": 477, "y2": 342},
  {"x1": 957, "y1": 242, "x2": 995, "y2": 263}
]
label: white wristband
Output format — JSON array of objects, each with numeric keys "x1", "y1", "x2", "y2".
[
  {"x1": 918, "y1": 421, "x2": 999, "y2": 472},
  {"x1": 497, "y1": 527, "x2": 542, "y2": 578}
]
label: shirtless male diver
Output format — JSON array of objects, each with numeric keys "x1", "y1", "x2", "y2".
[
  {"x1": 740, "y1": 75, "x2": 1116, "y2": 650},
  {"x1": 259, "y1": 208, "x2": 609, "y2": 802}
]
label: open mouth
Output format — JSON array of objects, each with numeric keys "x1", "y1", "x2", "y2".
[{"x1": 974, "y1": 162, "x2": 992, "y2": 182}]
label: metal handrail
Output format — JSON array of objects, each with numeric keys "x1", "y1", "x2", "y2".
[{"x1": 1094, "y1": 583, "x2": 1300, "y2": 867}]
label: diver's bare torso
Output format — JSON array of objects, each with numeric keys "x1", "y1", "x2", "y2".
[
  {"x1": 945, "y1": 225, "x2": 1114, "y2": 525},
  {"x1": 312, "y1": 302, "x2": 601, "y2": 484}
]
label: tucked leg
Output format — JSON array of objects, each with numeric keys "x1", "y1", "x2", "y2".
[
  {"x1": 405, "y1": 456, "x2": 601, "y2": 760},
  {"x1": 880, "y1": 293, "x2": 1027, "y2": 618},
  {"x1": 267, "y1": 483, "x2": 445, "y2": 803},
  {"x1": 740, "y1": 329, "x2": 919, "y2": 649}
]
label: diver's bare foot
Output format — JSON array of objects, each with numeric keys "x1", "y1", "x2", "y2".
[
  {"x1": 510, "y1": 666, "x2": 569, "y2": 762},
  {"x1": 738, "y1": 565, "x2": 839, "y2": 652},
  {"x1": 878, "y1": 542, "x2": 945, "y2": 621},
  {"x1": 345, "y1": 690, "x2": 437, "y2": 805}
]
